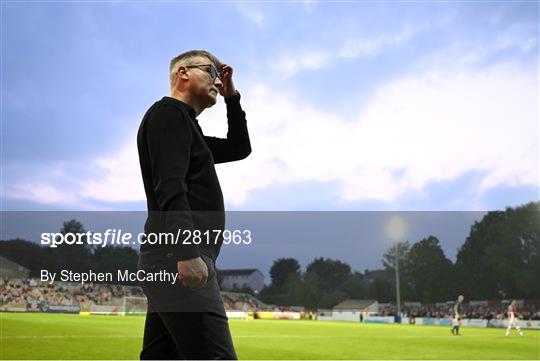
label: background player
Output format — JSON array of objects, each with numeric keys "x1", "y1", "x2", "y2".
[
  {"x1": 506, "y1": 299, "x2": 524, "y2": 336},
  {"x1": 451, "y1": 294, "x2": 464, "y2": 335}
]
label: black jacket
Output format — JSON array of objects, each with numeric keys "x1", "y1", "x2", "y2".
[{"x1": 137, "y1": 92, "x2": 251, "y2": 261}]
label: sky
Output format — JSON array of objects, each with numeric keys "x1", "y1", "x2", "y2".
[
  {"x1": 1, "y1": 210, "x2": 486, "y2": 278},
  {"x1": 1, "y1": 2, "x2": 539, "y2": 274}
]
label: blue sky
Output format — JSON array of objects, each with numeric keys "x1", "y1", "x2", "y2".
[
  {"x1": 2, "y1": 1, "x2": 538, "y2": 212},
  {"x1": 1, "y1": 2, "x2": 539, "y2": 273}
]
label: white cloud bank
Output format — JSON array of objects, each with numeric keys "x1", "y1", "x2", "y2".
[
  {"x1": 273, "y1": 24, "x2": 423, "y2": 78},
  {"x1": 216, "y1": 61, "x2": 538, "y2": 207},
  {"x1": 5, "y1": 61, "x2": 538, "y2": 210}
]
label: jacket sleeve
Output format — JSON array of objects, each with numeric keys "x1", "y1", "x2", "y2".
[
  {"x1": 145, "y1": 104, "x2": 200, "y2": 260},
  {"x1": 203, "y1": 91, "x2": 252, "y2": 164}
]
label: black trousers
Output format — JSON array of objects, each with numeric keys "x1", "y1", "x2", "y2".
[
  {"x1": 138, "y1": 249, "x2": 237, "y2": 359},
  {"x1": 140, "y1": 310, "x2": 237, "y2": 360}
]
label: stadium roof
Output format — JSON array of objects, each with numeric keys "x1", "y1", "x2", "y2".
[
  {"x1": 0, "y1": 255, "x2": 30, "y2": 279},
  {"x1": 333, "y1": 299, "x2": 377, "y2": 310},
  {"x1": 219, "y1": 269, "x2": 262, "y2": 276}
]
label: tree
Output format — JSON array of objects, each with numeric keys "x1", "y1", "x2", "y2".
[
  {"x1": 382, "y1": 241, "x2": 411, "y2": 270},
  {"x1": 514, "y1": 202, "x2": 540, "y2": 297},
  {"x1": 366, "y1": 273, "x2": 394, "y2": 302},
  {"x1": 285, "y1": 272, "x2": 304, "y2": 306},
  {"x1": 404, "y1": 236, "x2": 453, "y2": 302},
  {"x1": 269, "y1": 258, "x2": 301, "y2": 292},
  {"x1": 306, "y1": 257, "x2": 351, "y2": 292},
  {"x1": 340, "y1": 272, "x2": 367, "y2": 299},
  {"x1": 455, "y1": 202, "x2": 540, "y2": 298},
  {"x1": 319, "y1": 289, "x2": 348, "y2": 309},
  {"x1": 50, "y1": 219, "x2": 92, "y2": 273},
  {"x1": 301, "y1": 271, "x2": 321, "y2": 309},
  {"x1": 93, "y1": 246, "x2": 138, "y2": 284},
  {"x1": 0, "y1": 238, "x2": 48, "y2": 277}
]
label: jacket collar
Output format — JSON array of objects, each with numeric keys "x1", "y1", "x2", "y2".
[{"x1": 162, "y1": 96, "x2": 197, "y2": 119}]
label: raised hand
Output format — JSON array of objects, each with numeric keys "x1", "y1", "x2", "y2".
[{"x1": 218, "y1": 63, "x2": 236, "y2": 98}]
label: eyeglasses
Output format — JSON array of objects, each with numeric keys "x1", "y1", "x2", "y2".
[{"x1": 184, "y1": 64, "x2": 220, "y2": 81}]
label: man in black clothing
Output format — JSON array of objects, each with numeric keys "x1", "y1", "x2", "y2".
[{"x1": 136, "y1": 50, "x2": 251, "y2": 359}]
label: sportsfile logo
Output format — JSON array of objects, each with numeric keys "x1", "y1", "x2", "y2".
[{"x1": 40, "y1": 229, "x2": 252, "y2": 248}]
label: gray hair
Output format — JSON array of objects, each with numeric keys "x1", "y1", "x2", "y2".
[{"x1": 169, "y1": 50, "x2": 222, "y2": 89}]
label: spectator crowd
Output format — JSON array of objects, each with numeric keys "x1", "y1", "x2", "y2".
[
  {"x1": 1, "y1": 278, "x2": 270, "y2": 312},
  {"x1": 3, "y1": 277, "x2": 540, "y2": 320},
  {"x1": 378, "y1": 301, "x2": 540, "y2": 320}
]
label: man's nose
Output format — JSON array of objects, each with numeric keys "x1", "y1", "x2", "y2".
[{"x1": 214, "y1": 77, "x2": 223, "y2": 87}]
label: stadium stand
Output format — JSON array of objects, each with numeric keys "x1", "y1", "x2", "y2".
[
  {"x1": 1, "y1": 278, "x2": 77, "y2": 311},
  {"x1": 0, "y1": 278, "x2": 271, "y2": 313},
  {"x1": 221, "y1": 291, "x2": 271, "y2": 311},
  {"x1": 2, "y1": 277, "x2": 539, "y2": 321}
]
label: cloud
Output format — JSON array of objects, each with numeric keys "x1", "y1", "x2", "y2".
[
  {"x1": 79, "y1": 132, "x2": 145, "y2": 203},
  {"x1": 420, "y1": 21, "x2": 538, "y2": 68},
  {"x1": 339, "y1": 25, "x2": 417, "y2": 59},
  {"x1": 3, "y1": 130, "x2": 145, "y2": 209},
  {"x1": 235, "y1": 3, "x2": 267, "y2": 28},
  {"x1": 3, "y1": 63, "x2": 537, "y2": 211},
  {"x1": 212, "y1": 61, "x2": 537, "y2": 208},
  {"x1": 272, "y1": 24, "x2": 423, "y2": 77},
  {"x1": 273, "y1": 51, "x2": 331, "y2": 78},
  {"x1": 302, "y1": 0, "x2": 317, "y2": 13},
  {"x1": 9, "y1": 183, "x2": 79, "y2": 205}
]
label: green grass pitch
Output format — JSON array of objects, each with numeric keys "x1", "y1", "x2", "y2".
[{"x1": 1, "y1": 313, "x2": 538, "y2": 360}]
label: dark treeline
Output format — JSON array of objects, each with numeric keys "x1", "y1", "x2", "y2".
[
  {"x1": 258, "y1": 202, "x2": 540, "y2": 307},
  {"x1": 1, "y1": 202, "x2": 539, "y2": 305},
  {"x1": 0, "y1": 220, "x2": 139, "y2": 284}
]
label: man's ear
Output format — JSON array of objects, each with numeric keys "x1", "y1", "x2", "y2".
[{"x1": 177, "y1": 66, "x2": 189, "y2": 80}]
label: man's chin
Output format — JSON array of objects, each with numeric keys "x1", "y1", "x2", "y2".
[{"x1": 206, "y1": 95, "x2": 217, "y2": 107}]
